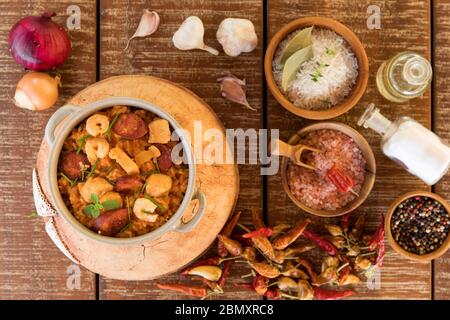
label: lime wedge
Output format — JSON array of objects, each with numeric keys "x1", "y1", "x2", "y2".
[
  {"x1": 281, "y1": 45, "x2": 313, "y2": 91},
  {"x1": 279, "y1": 26, "x2": 313, "y2": 65}
]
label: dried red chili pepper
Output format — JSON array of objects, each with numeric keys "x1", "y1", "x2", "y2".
[
  {"x1": 218, "y1": 235, "x2": 243, "y2": 256},
  {"x1": 302, "y1": 230, "x2": 338, "y2": 256},
  {"x1": 296, "y1": 258, "x2": 318, "y2": 283},
  {"x1": 218, "y1": 211, "x2": 242, "y2": 257},
  {"x1": 313, "y1": 287, "x2": 355, "y2": 300},
  {"x1": 272, "y1": 250, "x2": 285, "y2": 264},
  {"x1": 222, "y1": 210, "x2": 242, "y2": 236},
  {"x1": 218, "y1": 260, "x2": 233, "y2": 289},
  {"x1": 264, "y1": 288, "x2": 282, "y2": 300},
  {"x1": 349, "y1": 214, "x2": 365, "y2": 241},
  {"x1": 338, "y1": 265, "x2": 351, "y2": 286},
  {"x1": 217, "y1": 241, "x2": 228, "y2": 258},
  {"x1": 369, "y1": 214, "x2": 385, "y2": 251},
  {"x1": 252, "y1": 275, "x2": 269, "y2": 295},
  {"x1": 242, "y1": 227, "x2": 273, "y2": 238},
  {"x1": 273, "y1": 219, "x2": 311, "y2": 250},
  {"x1": 249, "y1": 262, "x2": 280, "y2": 279},
  {"x1": 156, "y1": 283, "x2": 208, "y2": 298},
  {"x1": 270, "y1": 223, "x2": 291, "y2": 240},
  {"x1": 180, "y1": 256, "x2": 221, "y2": 275},
  {"x1": 284, "y1": 244, "x2": 315, "y2": 257},
  {"x1": 230, "y1": 232, "x2": 253, "y2": 247},
  {"x1": 241, "y1": 246, "x2": 257, "y2": 261},
  {"x1": 191, "y1": 276, "x2": 222, "y2": 293},
  {"x1": 375, "y1": 240, "x2": 385, "y2": 268},
  {"x1": 341, "y1": 212, "x2": 352, "y2": 232},
  {"x1": 251, "y1": 208, "x2": 265, "y2": 229},
  {"x1": 252, "y1": 236, "x2": 276, "y2": 260},
  {"x1": 281, "y1": 265, "x2": 309, "y2": 280},
  {"x1": 326, "y1": 165, "x2": 358, "y2": 195}
]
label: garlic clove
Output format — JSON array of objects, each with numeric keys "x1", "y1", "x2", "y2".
[
  {"x1": 125, "y1": 9, "x2": 160, "y2": 51},
  {"x1": 216, "y1": 18, "x2": 257, "y2": 57},
  {"x1": 217, "y1": 74, "x2": 256, "y2": 111},
  {"x1": 172, "y1": 16, "x2": 219, "y2": 55}
]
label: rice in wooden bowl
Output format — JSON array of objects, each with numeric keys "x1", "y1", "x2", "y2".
[
  {"x1": 280, "y1": 122, "x2": 376, "y2": 217},
  {"x1": 265, "y1": 17, "x2": 369, "y2": 120}
]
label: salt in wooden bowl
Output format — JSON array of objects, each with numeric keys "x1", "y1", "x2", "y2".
[{"x1": 280, "y1": 122, "x2": 376, "y2": 217}]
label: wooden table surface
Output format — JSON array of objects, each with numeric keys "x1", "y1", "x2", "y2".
[{"x1": 0, "y1": 0, "x2": 449, "y2": 300}]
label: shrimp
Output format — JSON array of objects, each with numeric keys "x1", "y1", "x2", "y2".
[
  {"x1": 133, "y1": 198, "x2": 158, "y2": 222},
  {"x1": 86, "y1": 114, "x2": 110, "y2": 137},
  {"x1": 85, "y1": 137, "x2": 110, "y2": 164}
]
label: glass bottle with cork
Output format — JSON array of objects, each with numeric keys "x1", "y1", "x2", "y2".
[
  {"x1": 376, "y1": 51, "x2": 432, "y2": 103},
  {"x1": 358, "y1": 104, "x2": 450, "y2": 185}
]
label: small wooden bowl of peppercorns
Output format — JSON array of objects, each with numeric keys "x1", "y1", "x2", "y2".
[{"x1": 386, "y1": 191, "x2": 450, "y2": 262}]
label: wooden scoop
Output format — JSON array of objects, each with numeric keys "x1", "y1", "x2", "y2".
[{"x1": 271, "y1": 139, "x2": 322, "y2": 170}]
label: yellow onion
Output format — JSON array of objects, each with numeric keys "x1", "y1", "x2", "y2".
[{"x1": 14, "y1": 72, "x2": 60, "y2": 111}]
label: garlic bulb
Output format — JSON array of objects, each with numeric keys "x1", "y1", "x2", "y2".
[
  {"x1": 216, "y1": 18, "x2": 257, "y2": 57},
  {"x1": 172, "y1": 16, "x2": 219, "y2": 55}
]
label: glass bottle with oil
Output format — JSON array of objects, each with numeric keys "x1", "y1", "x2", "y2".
[{"x1": 376, "y1": 51, "x2": 432, "y2": 103}]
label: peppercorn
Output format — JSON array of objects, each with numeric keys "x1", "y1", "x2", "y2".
[{"x1": 391, "y1": 196, "x2": 449, "y2": 255}]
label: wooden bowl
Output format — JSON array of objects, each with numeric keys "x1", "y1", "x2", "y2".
[
  {"x1": 264, "y1": 17, "x2": 369, "y2": 120},
  {"x1": 386, "y1": 191, "x2": 450, "y2": 262},
  {"x1": 281, "y1": 122, "x2": 376, "y2": 217}
]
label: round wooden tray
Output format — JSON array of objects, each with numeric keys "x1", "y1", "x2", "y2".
[{"x1": 35, "y1": 75, "x2": 239, "y2": 280}]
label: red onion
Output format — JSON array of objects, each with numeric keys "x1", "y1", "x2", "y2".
[{"x1": 8, "y1": 12, "x2": 71, "y2": 71}]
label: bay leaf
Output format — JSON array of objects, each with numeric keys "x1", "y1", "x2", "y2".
[
  {"x1": 279, "y1": 26, "x2": 313, "y2": 65},
  {"x1": 281, "y1": 45, "x2": 313, "y2": 91}
]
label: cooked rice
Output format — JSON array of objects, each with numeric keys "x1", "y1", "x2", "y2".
[{"x1": 273, "y1": 28, "x2": 359, "y2": 110}]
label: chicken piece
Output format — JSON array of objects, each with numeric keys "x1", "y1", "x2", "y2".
[
  {"x1": 148, "y1": 119, "x2": 171, "y2": 144},
  {"x1": 145, "y1": 173, "x2": 172, "y2": 197},
  {"x1": 135, "y1": 145, "x2": 161, "y2": 168},
  {"x1": 79, "y1": 177, "x2": 114, "y2": 203},
  {"x1": 108, "y1": 147, "x2": 140, "y2": 176},
  {"x1": 133, "y1": 198, "x2": 158, "y2": 222}
]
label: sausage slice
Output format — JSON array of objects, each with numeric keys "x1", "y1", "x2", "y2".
[
  {"x1": 115, "y1": 175, "x2": 143, "y2": 193},
  {"x1": 61, "y1": 151, "x2": 90, "y2": 180},
  {"x1": 112, "y1": 113, "x2": 148, "y2": 139},
  {"x1": 154, "y1": 144, "x2": 173, "y2": 172},
  {"x1": 94, "y1": 208, "x2": 129, "y2": 236}
]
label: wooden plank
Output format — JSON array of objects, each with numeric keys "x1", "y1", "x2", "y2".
[
  {"x1": 98, "y1": 0, "x2": 262, "y2": 299},
  {"x1": 266, "y1": 0, "x2": 432, "y2": 299},
  {"x1": 432, "y1": 0, "x2": 450, "y2": 301},
  {"x1": 0, "y1": 1, "x2": 97, "y2": 299}
]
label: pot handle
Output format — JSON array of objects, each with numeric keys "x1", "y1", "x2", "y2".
[
  {"x1": 174, "y1": 190, "x2": 207, "y2": 233},
  {"x1": 45, "y1": 105, "x2": 80, "y2": 147}
]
